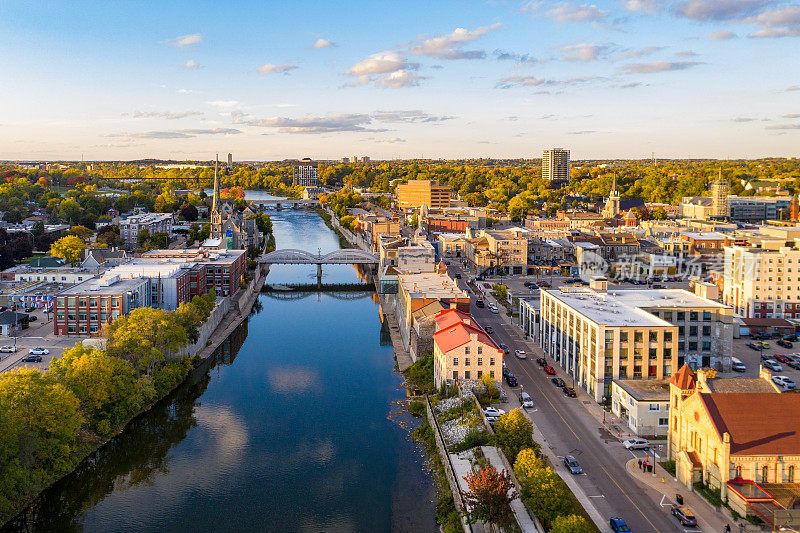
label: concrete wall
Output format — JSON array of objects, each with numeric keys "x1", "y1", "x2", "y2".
[{"x1": 169, "y1": 296, "x2": 232, "y2": 359}]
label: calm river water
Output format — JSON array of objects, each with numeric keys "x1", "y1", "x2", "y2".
[{"x1": 4, "y1": 198, "x2": 436, "y2": 532}]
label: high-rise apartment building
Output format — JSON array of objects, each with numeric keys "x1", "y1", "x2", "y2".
[
  {"x1": 227, "y1": 153, "x2": 233, "y2": 166},
  {"x1": 542, "y1": 148, "x2": 570, "y2": 185},
  {"x1": 293, "y1": 158, "x2": 319, "y2": 187},
  {"x1": 723, "y1": 243, "x2": 800, "y2": 319},
  {"x1": 396, "y1": 179, "x2": 450, "y2": 209}
]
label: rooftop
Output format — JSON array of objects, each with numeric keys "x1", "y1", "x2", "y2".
[
  {"x1": 60, "y1": 275, "x2": 148, "y2": 295},
  {"x1": 613, "y1": 378, "x2": 670, "y2": 402},
  {"x1": 542, "y1": 288, "x2": 729, "y2": 327},
  {"x1": 398, "y1": 272, "x2": 468, "y2": 299}
]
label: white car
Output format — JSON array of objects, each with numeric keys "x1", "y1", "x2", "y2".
[
  {"x1": 490, "y1": 307, "x2": 499, "y2": 314},
  {"x1": 623, "y1": 438, "x2": 651, "y2": 450},
  {"x1": 28, "y1": 347, "x2": 50, "y2": 356},
  {"x1": 773, "y1": 375, "x2": 797, "y2": 389},
  {"x1": 514, "y1": 350, "x2": 527, "y2": 359},
  {"x1": 483, "y1": 407, "x2": 506, "y2": 417},
  {"x1": 0, "y1": 345, "x2": 17, "y2": 353},
  {"x1": 764, "y1": 360, "x2": 783, "y2": 372}
]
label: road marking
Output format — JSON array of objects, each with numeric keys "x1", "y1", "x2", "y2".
[
  {"x1": 599, "y1": 463, "x2": 660, "y2": 532},
  {"x1": 515, "y1": 360, "x2": 580, "y2": 440},
  {"x1": 660, "y1": 495, "x2": 672, "y2": 507},
  {"x1": 588, "y1": 495, "x2": 605, "y2": 498}
]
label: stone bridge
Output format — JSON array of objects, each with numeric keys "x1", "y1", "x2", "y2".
[{"x1": 260, "y1": 248, "x2": 379, "y2": 284}]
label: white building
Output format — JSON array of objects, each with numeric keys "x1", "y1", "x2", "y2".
[
  {"x1": 118, "y1": 213, "x2": 174, "y2": 244},
  {"x1": 724, "y1": 242, "x2": 800, "y2": 319},
  {"x1": 611, "y1": 379, "x2": 671, "y2": 437}
]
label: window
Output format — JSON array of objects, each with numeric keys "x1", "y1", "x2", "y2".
[
  {"x1": 790, "y1": 466, "x2": 795, "y2": 483},
  {"x1": 477, "y1": 358, "x2": 483, "y2": 366},
  {"x1": 56, "y1": 297, "x2": 65, "y2": 307},
  {"x1": 490, "y1": 370, "x2": 495, "y2": 378},
  {"x1": 649, "y1": 331, "x2": 658, "y2": 342},
  {"x1": 702, "y1": 325, "x2": 711, "y2": 336},
  {"x1": 763, "y1": 466, "x2": 769, "y2": 483},
  {"x1": 89, "y1": 325, "x2": 98, "y2": 333},
  {"x1": 67, "y1": 325, "x2": 76, "y2": 333},
  {"x1": 489, "y1": 358, "x2": 495, "y2": 366},
  {"x1": 100, "y1": 312, "x2": 107, "y2": 321},
  {"x1": 689, "y1": 341, "x2": 698, "y2": 351},
  {"x1": 665, "y1": 332, "x2": 673, "y2": 342},
  {"x1": 56, "y1": 311, "x2": 65, "y2": 321},
  {"x1": 453, "y1": 357, "x2": 458, "y2": 366},
  {"x1": 634, "y1": 331, "x2": 643, "y2": 343},
  {"x1": 664, "y1": 311, "x2": 673, "y2": 321},
  {"x1": 620, "y1": 331, "x2": 629, "y2": 342},
  {"x1": 78, "y1": 325, "x2": 87, "y2": 333},
  {"x1": 678, "y1": 326, "x2": 685, "y2": 336},
  {"x1": 79, "y1": 313, "x2": 87, "y2": 321},
  {"x1": 677, "y1": 311, "x2": 685, "y2": 321},
  {"x1": 465, "y1": 347, "x2": 470, "y2": 355},
  {"x1": 689, "y1": 325, "x2": 698, "y2": 336},
  {"x1": 465, "y1": 358, "x2": 470, "y2": 366},
  {"x1": 477, "y1": 370, "x2": 483, "y2": 378},
  {"x1": 464, "y1": 371, "x2": 470, "y2": 380},
  {"x1": 67, "y1": 312, "x2": 76, "y2": 321},
  {"x1": 649, "y1": 403, "x2": 660, "y2": 411},
  {"x1": 690, "y1": 311, "x2": 698, "y2": 321},
  {"x1": 703, "y1": 311, "x2": 711, "y2": 321},
  {"x1": 658, "y1": 417, "x2": 668, "y2": 426},
  {"x1": 90, "y1": 298, "x2": 98, "y2": 307},
  {"x1": 89, "y1": 313, "x2": 97, "y2": 321},
  {"x1": 453, "y1": 371, "x2": 458, "y2": 380},
  {"x1": 68, "y1": 297, "x2": 76, "y2": 307},
  {"x1": 79, "y1": 298, "x2": 87, "y2": 307},
  {"x1": 477, "y1": 346, "x2": 482, "y2": 355},
  {"x1": 702, "y1": 341, "x2": 711, "y2": 351}
]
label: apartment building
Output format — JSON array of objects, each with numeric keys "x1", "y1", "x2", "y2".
[
  {"x1": 396, "y1": 180, "x2": 450, "y2": 209},
  {"x1": 465, "y1": 229, "x2": 528, "y2": 275},
  {"x1": 432, "y1": 309, "x2": 503, "y2": 388},
  {"x1": 118, "y1": 213, "x2": 174, "y2": 244},
  {"x1": 293, "y1": 158, "x2": 319, "y2": 187},
  {"x1": 141, "y1": 248, "x2": 247, "y2": 298},
  {"x1": 723, "y1": 243, "x2": 800, "y2": 318},
  {"x1": 539, "y1": 287, "x2": 733, "y2": 401},
  {"x1": 542, "y1": 148, "x2": 570, "y2": 185},
  {"x1": 422, "y1": 211, "x2": 481, "y2": 237},
  {"x1": 55, "y1": 275, "x2": 151, "y2": 336}
]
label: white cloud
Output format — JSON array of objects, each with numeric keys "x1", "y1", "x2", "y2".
[
  {"x1": 409, "y1": 23, "x2": 501, "y2": 60},
  {"x1": 184, "y1": 59, "x2": 199, "y2": 69},
  {"x1": 167, "y1": 33, "x2": 203, "y2": 47},
  {"x1": 674, "y1": 0, "x2": 770, "y2": 21},
  {"x1": 114, "y1": 127, "x2": 241, "y2": 140},
  {"x1": 625, "y1": 0, "x2": 665, "y2": 12},
  {"x1": 709, "y1": 30, "x2": 737, "y2": 39},
  {"x1": 496, "y1": 75, "x2": 547, "y2": 88},
  {"x1": 132, "y1": 110, "x2": 203, "y2": 120},
  {"x1": 312, "y1": 38, "x2": 335, "y2": 49},
  {"x1": 205, "y1": 100, "x2": 239, "y2": 108},
  {"x1": 346, "y1": 51, "x2": 421, "y2": 88},
  {"x1": 257, "y1": 63, "x2": 298, "y2": 74},
  {"x1": 676, "y1": 50, "x2": 698, "y2": 57},
  {"x1": 237, "y1": 113, "x2": 379, "y2": 134},
  {"x1": 372, "y1": 110, "x2": 454, "y2": 123},
  {"x1": 618, "y1": 61, "x2": 703, "y2": 73},
  {"x1": 375, "y1": 69, "x2": 426, "y2": 88},
  {"x1": 526, "y1": 2, "x2": 609, "y2": 23},
  {"x1": 744, "y1": 5, "x2": 800, "y2": 38},
  {"x1": 561, "y1": 43, "x2": 607, "y2": 61},
  {"x1": 620, "y1": 46, "x2": 665, "y2": 59},
  {"x1": 766, "y1": 123, "x2": 800, "y2": 130}
]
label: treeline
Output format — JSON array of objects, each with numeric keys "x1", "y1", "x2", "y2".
[{"x1": 0, "y1": 291, "x2": 217, "y2": 523}]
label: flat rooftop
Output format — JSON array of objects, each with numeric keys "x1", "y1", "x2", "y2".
[
  {"x1": 542, "y1": 288, "x2": 730, "y2": 327},
  {"x1": 613, "y1": 379, "x2": 670, "y2": 401},
  {"x1": 398, "y1": 272, "x2": 468, "y2": 299},
  {"x1": 60, "y1": 276, "x2": 147, "y2": 295}
]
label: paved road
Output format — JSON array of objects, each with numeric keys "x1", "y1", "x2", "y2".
[{"x1": 447, "y1": 264, "x2": 690, "y2": 533}]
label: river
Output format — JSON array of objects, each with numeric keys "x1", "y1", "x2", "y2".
[{"x1": 3, "y1": 198, "x2": 437, "y2": 532}]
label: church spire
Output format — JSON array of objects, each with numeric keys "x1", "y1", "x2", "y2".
[
  {"x1": 611, "y1": 174, "x2": 619, "y2": 197},
  {"x1": 212, "y1": 153, "x2": 220, "y2": 214}
]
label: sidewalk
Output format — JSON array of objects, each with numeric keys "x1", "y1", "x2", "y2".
[{"x1": 481, "y1": 446, "x2": 539, "y2": 533}]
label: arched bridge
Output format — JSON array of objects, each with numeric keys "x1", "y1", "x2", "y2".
[{"x1": 259, "y1": 248, "x2": 378, "y2": 265}]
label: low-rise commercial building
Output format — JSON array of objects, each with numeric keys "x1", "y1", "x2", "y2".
[
  {"x1": 611, "y1": 379, "x2": 670, "y2": 437},
  {"x1": 141, "y1": 248, "x2": 247, "y2": 298},
  {"x1": 118, "y1": 213, "x2": 174, "y2": 244},
  {"x1": 465, "y1": 229, "x2": 528, "y2": 275},
  {"x1": 55, "y1": 275, "x2": 151, "y2": 336},
  {"x1": 396, "y1": 179, "x2": 450, "y2": 209},
  {"x1": 432, "y1": 309, "x2": 503, "y2": 388}
]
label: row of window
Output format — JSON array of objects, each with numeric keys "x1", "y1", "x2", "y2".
[
  {"x1": 64, "y1": 324, "x2": 99, "y2": 334},
  {"x1": 57, "y1": 310, "x2": 120, "y2": 322},
  {"x1": 451, "y1": 370, "x2": 495, "y2": 380},
  {"x1": 56, "y1": 296, "x2": 122, "y2": 308},
  {"x1": 452, "y1": 357, "x2": 495, "y2": 366},
  {"x1": 462, "y1": 346, "x2": 486, "y2": 355}
]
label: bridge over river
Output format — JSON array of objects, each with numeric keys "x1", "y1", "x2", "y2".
[{"x1": 259, "y1": 248, "x2": 379, "y2": 285}]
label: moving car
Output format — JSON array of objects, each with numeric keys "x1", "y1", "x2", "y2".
[
  {"x1": 563, "y1": 387, "x2": 577, "y2": 397},
  {"x1": 514, "y1": 350, "x2": 527, "y2": 359},
  {"x1": 551, "y1": 377, "x2": 566, "y2": 387},
  {"x1": 731, "y1": 357, "x2": 746, "y2": 372},
  {"x1": 505, "y1": 373, "x2": 518, "y2": 387},
  {"x1": 483, "y1": 407, "x2": 506, "y2": 417},
  {"x1": 490, "y1": 307, "x2": 499, "y2": 314},
  {"x1": 499, "y1": 344, "x2": 510, "y2": 355},
  {"x1": 21, "y1": 354, "x2": 42, "y2": 363},
  {"x1": 485, "y1": 326, "x2": 494, "y2": 334},
  {"x1": 609, "y1": 517, "x2": 630, "y2": 532},
  {"x1": 476, "y1": 299, "x2": 485, "y2": 308},
  {"x1": 543, "y1": 365, "x2": 556, "y2": 375},
  {"x1": 671, "y1": 506, "x2": 698, "y2": 527},
  {"x1": 536, "y1": 357, "x2": 547, "y2": 366},
  {"x1": 623, "y1": 438, "x2": 650, "y2": 450},
  {"x1": 764, "y1": 360, "x2": 783, "y2": 372},
  {"x1": 773, "y1": 375, "x2": 797, "y2": 389},
  {"x1": 519, "y1": 392, "x2": 534, "y2": 409},
  {"x1": 28, "y1": 347, "x2": 50, "y2": 355},
  {"x1": 0, "y1": 345, "x2": 17, "y2": 353},
  {"x1": 563, "y1": 455, "x2": 582, "y2": 474}
]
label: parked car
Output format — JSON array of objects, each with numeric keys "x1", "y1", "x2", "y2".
[
  {"x1": 28, "y1": 315, "x2": 37, "y2": 322},
  {"x1": 483, "y1": 407, "x2": 506, "y2": 417},
  {"x1": 536, "y1": 357, "x2": 547, "y2": 366},
  {"x1": 502, "y1": 363, "x2": 510, "y2": 377},
  {"x1": 485, "y1": 326, "x2": 494, "y2": 334},
  {"x1": 28, "y1": 347, "x2": 49, "y2": 355},
  {"x1": 787, "y1": 356, "x2": 800, "y2": 370},
  {"x1": 759, "y1": 341, "x2": 771, "y2": 349},
  {"x1": 0, "y1": 345, "x2": 17, "y2": 353},
  {"x1": 21, "y1": 354, "x2": 42, "y2": 363},
  {"x1": 551, "y1": 377, "x2": 566, "y2": 387},
  {"x1": 773, "y1": 354, "x2": 790, "y2": 363},
  {"x1": 499, "y1": 344, "x2": 510, "y2": 355},
  {"x1": 475, "y1": 299, "x2": 485, "y2": 308},
  {"x1": 786, "y1": 335, "x2": 799, "y2": 342},
  {"x1": 764, "y1": 360, "x2": 783, "y2": 372},
  {"x1": 543, "y1": 365, "x2": 556, "y2": 375},
  {"x1": 773, "y1": 375, "x2": 797, "y2": 389},
  {"x1": 609, "y1": 517, "x2": 630, "y2": 532},
  {"x1": 514, "y1": 350, "x2": 527, "y2": 359},
  {"x1": 623, "y1": 438, "x2": 650, "y2": 450},
  {"x1": 519, "y1": 392, "x2": 534, "y2": 409},
  {"x1": 747, "y1": 342, "x2": 764, "y2": 351},
  {"x1": 731, "y1": 357, "x2": 746, "y2": 372},
  {"x1": 778, "y1": 339, "x2": 794, "y2": 349},
  {"x1": 671, "y1": 506, "x2": 698, "y2": 527},
  {"x1": 563, "y1": 387, "x2": 577, "y2": 397},
  {"x1": 505, "y1": 373, "x2": 518, "y2": 387},
  {"x1": 537, "y1": 280, "x2": 550, "y2": 287},
  {"x1": 563, "y1": 455, "x2": 582, "y2": 474},
  {"x1": 24, "y1": 306, "x2": 36, "y2": 313}
]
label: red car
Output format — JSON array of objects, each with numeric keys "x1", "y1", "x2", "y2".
[
  {"x1": 543, "y1": 365, "x2": 556, "y2": 375},
  {"x1": 774, "y1": 354, "x2": 790, "y2": 363}
]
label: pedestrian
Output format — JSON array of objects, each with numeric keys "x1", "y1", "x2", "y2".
[
  {"x1": 638, "y1": 459, "x2": 643, "y2": 470},
  {"x1": 724, "y1": 525, "x2": 730, "y2": 533}
]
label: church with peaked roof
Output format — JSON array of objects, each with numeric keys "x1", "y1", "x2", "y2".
[{"x1": 209, "y1": 155, "x2": 260, "y2": 250}]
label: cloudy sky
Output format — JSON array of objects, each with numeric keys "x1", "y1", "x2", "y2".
[{"x1": 1, "y1": 0, "x2": 798, "y2": 161}]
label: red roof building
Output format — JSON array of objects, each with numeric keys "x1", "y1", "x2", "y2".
[{"x1": 432, "y1": 309, "x2": 502, "y2": 388}]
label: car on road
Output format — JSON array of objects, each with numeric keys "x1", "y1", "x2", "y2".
[
  {"x1": 551, "y1": 377, "x2": 565, "y2": 387},
  {"x1": 563, "y1": 387, "x2": 577, "y2": 397},
  {"x1": 609, "y1": 517, "x2": 630, "y2": 532},
  {"x1": 543, "y1": 365, "x2": 556, "y2": 375},
  {"x1": 483, "y1": 407, "x2": 506, "y2": 417},
  {"x1": 773, "y1": 375, "x2": 797, "y2": 389},
  {"x1": 0, "y1": 345, "x2": 17, "y2": 353},
  {"x1": 514, "y1": 350, "x2": 527, "y2": 359},
  {"x1": 563, "y1": 455, "x2": 582, "y2": 474},
  {"x1": 536, "y1": 357, "x2": 547, "y2": 366},
  {"x1": 764, "y1": 360, "x2": 783, "y2": 372},
  {"x1": 505, "y1": 373, "x2": 518, "y2": 387},
  {"x1": 519, "y1": 392, "x2": 534, "y2": 408},
  {"x1": 671, "y1": 506, "x2": 698, "y2": 527},
  {"x1": 499, "y1": 343, "x2": 510, "y2": 355},
  {"x1": 778, "y1": 339, "x2": 794, "y2": 349},
  {"x1": 623, "y1": 438, "x2": 651, "y2": 450},
  {"x1": 28, "y1": 347, "x2": 49, "y2": 356},
  {"x1": 485, "y1": 326, "x2": 494, "y2": 334},
  {"x1": 490, "y1": 307, "x2": 499, "y2": 314},
  {"x1": 747, "y1": 341, "x2": 764, "y2": 351},
  {"x1": 476, "y1": 299, "x2": 485, "y2": 308},
  {"x1": 21, "y1": 354, "x2": 42, "y2": 363},
  {"x1": 537, "y1": 280, "x2": 550, "y2": 287}
]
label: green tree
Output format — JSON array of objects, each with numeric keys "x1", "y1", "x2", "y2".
[
  {"x1": 106, "y1": 307, "x2": 188, "y2": 376},
  {"x1": 493, "y1": 408, "x2": 536, "y2": 463},
  {"x1": 50, "y1": 234, "x2": 86, "y2": 265},
  {"x1": 460, "y1": 464, "x2": 516, "y2": 531},
  {"x1": 550, "y1": 514, "x2": 594, "y2": 533},
  {"x1": 137, "y1": 228, "x2": 151, "y2": 247},
  {"x1": 58, "y1": 197, "x2": 81, "y2": 223},
  {"x1": 519, "y1": 466, "x2": 576, "y2": 527}
]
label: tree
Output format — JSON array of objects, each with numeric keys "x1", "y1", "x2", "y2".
[
  {"x1": 652, "y1": 207, "x2": 668, "y2": 220},
  {"x1": 69, "y1": 225, "x2": 93, "y2": 240},
  {"x1": 95, "y1": 225, "x2": 124, "y2": 247},
  {"x1": 31, "y1": 220, "x2": 45, "y2": 249},
  {"x1": 178, "y1": 203, "x2": 198, "y2": 222},
  {"x1": 461, "y1": 464, "x2": 516, "y2": 531},
  {"x1": 493, "y1": 408, "x2": 536, "y2": 463},
  {"x1": 550, "y1": 514, "x2": 594, "y2": 533},
  {"x1": 105, "y1": 307, "x2": 188, "y2": 376},
  {"x1": 58, "y1": 197, "x2": 81, "y2": 223},
  {"x1": 518, "y1": 466, "x2": 575, "y2": 527},
  {"x1": 137, "y1": 228, "x2": 151, "y2": 247},
  {"x1": 50, "y1": 234, "x2": 86, "y2": 265},
  {"x1": 513, "y1": 448, "x2": 544, "y2": 480}
]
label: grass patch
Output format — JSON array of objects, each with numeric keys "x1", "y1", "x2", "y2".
[
  {"x1": 412, "y1": 418, "x2": 463, "y2": 533},
  {"x1": 693, "y1": 482, "x2": 723, "y2": 507},
  {"x1": 404, "y1": 351, "x2": 435, "y2": 393},
  {"x1": 660, "y1": 460, "x2": 676, "y2": 476},
  {"x1": 409, "y1": 400, "x2": 425, "y2": 417}
]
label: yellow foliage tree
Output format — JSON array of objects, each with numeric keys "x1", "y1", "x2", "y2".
[
  {"x1": 50, "y1": 235, "x2": 86, "y2": 266},
  {"x1": 513, "y1": 448, "x2": 544, "y2": 481}
]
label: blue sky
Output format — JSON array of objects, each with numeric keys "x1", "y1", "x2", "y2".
[{"x1": 1, "y1": 0, "x2": 798, "y2": 160}]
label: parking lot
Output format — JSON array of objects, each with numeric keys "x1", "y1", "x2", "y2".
[
  {"x1": 727, "y1": 334, "x2": 800, "y2": 385},
  {"x1": 0, "y1": 307, "x2": 83, "y2": 373}
]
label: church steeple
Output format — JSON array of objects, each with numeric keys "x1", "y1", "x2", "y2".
[{"x1": 610, "y1": 174, "x2": 619, "y2": 197}]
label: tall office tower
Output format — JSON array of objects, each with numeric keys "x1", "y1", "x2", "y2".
[
  {"x1": 293, "y1": 157, "x2": 319, "y2": 187},
  {"x1": 362, "y1": 156, "x2": 370, "y2": 163},
  {"x1": 542, "y1": 148, "x2": 570, "y2": 186},
  {"x1": 711, "y1": 169, "x2": 730, "y2": 219},
  {"x1": 227, "y1": 153, "x2": 232, "y2": 166}
]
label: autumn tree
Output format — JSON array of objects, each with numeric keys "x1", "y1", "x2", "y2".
[
  {"x1": 517, "y1": 465, "x2": 575, "y2": 527},
  {"x1": 550, "y1": 514, "x2": 594, "y2": 533},
  {"x1": 69, "y1": 225, "x2": 93, "y2": 240},
  {"x1": 50, "y1": 234, "x2": 86, "y2": 265},
  {"x1": 105, "y1": 307, "x2": 188, "y2": 376},
  {"x1": 513, "y1": 448, "x2": 544, "y2": 480},
  {"x1": 493, "y1": 408, "x2": 536, "y2": 463},
  {"x1": 460, "y1": 464, "x2": 516, "y2": 531}
]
